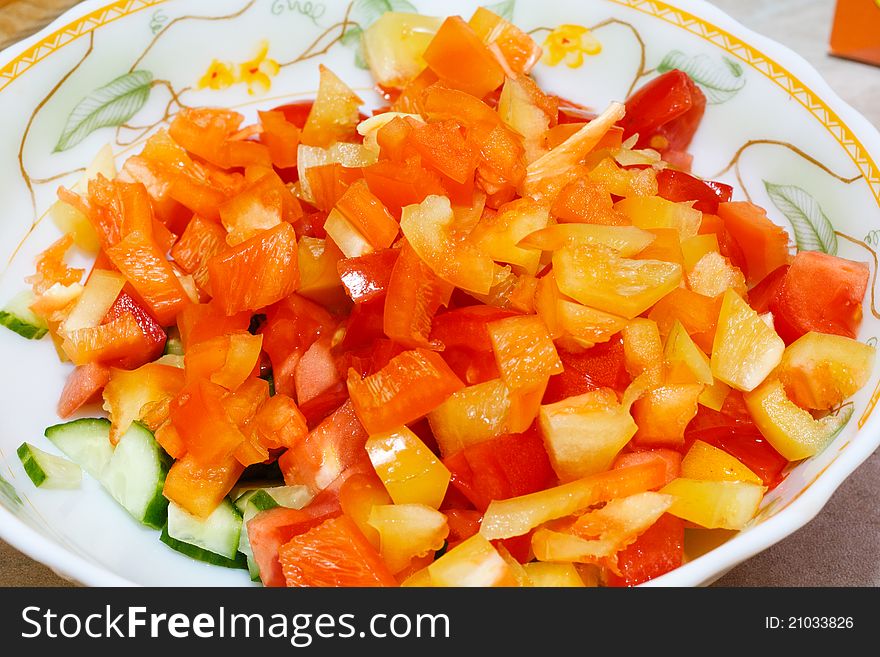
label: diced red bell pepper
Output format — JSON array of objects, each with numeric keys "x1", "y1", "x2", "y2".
[
  {"x1": 248, "y1": 498, "x2": 341, "y2": 587},
  {"x1": 208, "y1": 222, "x2": 300, "y2": 316},
  {"x1": 176, "y1": 301, "x2": 250, "y2": 349},
  {"x1": 346, "y1": 348, "x2": 464, "y2": 434},
  {"x1": 278, "y1": 400, "x2": 368, "y2": 492},
  {"x1": 768, "y1": 250, "x2": 869, "y2": 343},
  {"x1": 337, "y1": 298, "x2": 385, "y2": 352},
  {"x1": 279, "y1": 515, "x2": 398, "y2": 587},
  {"x1": 444, "y1": 426, "x2": 556, "y2": 511},
  {"x1": 684, "y1": 424, "x2": 788, "y2": 488},
  {"x1": 717, "y1": 202, "x2": 790, "y2": 285},
  {"x1": 543, "y1": 335, "x2": 631, "y2": 404},
  {"x1": 620, "y1": 70, "x2": 706, "y2": 152},
  {"x1": 105, "y1": 230, "x2": 189, "y2": 325},
  {"x1": 605, "y1": 514, "x2": 684, "y2": 586},
  {"x1": 57, "y1": 363, "x2": 111, "y2": 418},
  {"x1": 337, "y1": 248, "x2": 400, "y2": 304},
  {"x1": 656, "y1": 169, "x2": 733, "y2": 214},
  {"x1": 430, "y1": 305, "x2": 517, "y2": 351},
  {"x1": 612, "y1": 449, "x2": 681, "y2": 486},
  {"x1": 440, "y1": 347, "x2": 501, "y2": 386}
]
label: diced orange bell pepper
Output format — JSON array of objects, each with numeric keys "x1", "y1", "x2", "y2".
[
  {"x1": 171, "y1": 215, "x2": 227, "y2": 294},
  {"x1": 648, "y1": 287, "x2": 721, "y2": 354},
  {"x1": 339, "y1": 472, "x2": 393, "y2": 549},
  {"x1": 26, "y1": 234, "x2": 84, "y2": 295},
  {"x1": 208, "y1": 222, "x2": 300, "y2": 316},
  {"x1": 470, "y1": 198, "x2": 550, "y2": 275},
  {"x1": 259, "y1": 109, "x2": 301, "y2": 169},
  {"x1": 347, "y1": 348, "x2": 464, "y2": 434},
  {"x1": 219, "y1": 174, "x2": 286, "y2": 247},
  {"x1": 406, "y1": 120, "x2": 479, "y2": 185},
  {"x1": 61, "y1": 312, "x2": 152, "y2": 366},
  {"x1": 105, "y1": 229, "x2": 189, "y2": 325},
  {"x1": 337, "y1": 248, "x2": 400, "y2": 304},
  {"x1": 366, "y1": 426, "x2": 451, "y2": 508},
  {"x1": 631, "y1": 384, "x2": 703, "y2": 447},
  {"x1": 301, "y1": 65, "x2": 363, "y2": 147},
  {"x1": 368, "y1": 503, "x2": 449, "y2": 573},
  {"x1": 427, "y1": 378, "x2": 511, "y2": 457},
  {"x1": 335, "y1": 179, "x2": 399, "y2": 250},
  {"x1": 613, "y1": 449, "x2": 682, "y2": 486},
  {"x1": 307, "y1": 163, "x2": 363, "y2": 213},
  {"x1": 102, "y1": 362, "x2": 185, "y2": 443},
  {"x1": 184, "y1": 332, "x2": 262, "y2": 391},
  {"x1": 362, "y1": 158, "x2": 446, "y2": 219},
  {"x1": 423, "y1": 16, "x2": 505, "y2": 98},
  {"x1": 383, "y1": 242, "x2": 451, "y2": 349},
  {"x1": 176, "y1": 301, "x2": 250, "y2": 349},
  {"x1": 551, "y1": 178, "x2": 626, "y2": 225},
  {"x1": 171, "y1": 380, "x2": 247, "y2": 464},
  {"x1": 488, "y1": 315, "x2": 563, "y2": 392},
  {"x1": 155, "y1": 420, "x2": 186, "y2": 460},
  {"x1": 468, "y1": 6, "x2": 542, "y2": 75},
  {"x1": 635, "y1": 228, "x2": 684, "y2": 266},
  {"x1": 250, "y1": 393, "x2": 308, "y2": 450},
  {"x1": 163, "y1": 452, "x2": 245, "y2": 518}
]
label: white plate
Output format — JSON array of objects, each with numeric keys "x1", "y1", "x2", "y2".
[{"x1": 1, "y1": 0, "x2": 879, "y2": 586}]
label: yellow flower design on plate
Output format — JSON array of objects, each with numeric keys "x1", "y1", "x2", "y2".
[
  {"x1": 197, "y1": 41, "x2": 280, "y2": 95},
  {"x1": 542, "y1": 25, "x2": 602, "y2": 68},
  {"x1": 198, "y1": 59, "x2": 235, "y2": 91},
  {"x1": 239, "y1": 41, "x2": 281, "y2": 95}
]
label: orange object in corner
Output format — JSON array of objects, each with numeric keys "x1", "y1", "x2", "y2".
[{"x1": 830, "y1": 0, "x2": 880, "y2": 66}]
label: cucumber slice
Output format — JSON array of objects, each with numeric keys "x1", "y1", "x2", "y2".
[
  {"x1": 45, "y1": 418, "x2": 114, "y2": 479},
  {"x1": 45, "y1": 418, "x2": 170, "y2": 529},
  {"x1": 0, "y1": 290, "x2": 48, "y2": 340},
  {"x1": 167, "y1": 499, "x2": 243, "y2": 561},
  {"x1": 101, "y1": 423, "x2": 171, "y2": 529},
  {"x1": 233, "y1": 489, "x2": 279, "y2": 514},
  {"x1": 17, "y1": 443, "x2": 81, "y2": 489},
  {"x1": 160, "y1": 526, "x2": 247, "y2": 570},
  {"x1": 163, "y1": 327, "x2": 184, "y2": 356}
]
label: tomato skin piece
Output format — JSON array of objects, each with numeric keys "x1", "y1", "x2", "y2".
[
  {"x1": 443, "y1": 426, "x2": 557, "y2": 511},
  {"x1": 543, "y1": 336, "x2": 631, "y2": 404},
  {"x1": 106, "y1": 230, "x2": 189, "y2": 326},
  {"x1": 57, "y1": 363, "x2": 111, "y2": 418},
  {"x1": 280, "y1": 515, "x2": 398, "y2": 587},
  {"x1": 656, "y1": 169, "x2": 733, "y2": 214},
  {"x1": 208, "y1": 222, "x2": 300, "y2": 316},
  {"x1": 248, "y1": 500, "x2": 341, "y2": 587},
  {"x1": 278, "y1": 400, "x2": 368, "y2": 492},
  {"x1": 346, "y1": 348, "x2": 465, "y2": 434},
  {"x1": 605, "y1": 514, "x2": 684, "y2": 586},
  {"x1": 768, "y1": 250, "x2": 869, "y2": 344},
  {"x1": 337, "y1": 248, "x2": 400, "y2": 304},
  {"x1": 620, "y1": 70, "x2": 706, "y2": 152}
]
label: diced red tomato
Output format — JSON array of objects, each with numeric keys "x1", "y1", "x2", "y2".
[
  {"x1": 605, "y1": 514, "x2": 684, "y2": 586},
  {"x1": 717, "y1": 202, "x2": 791, "y2": 285},
  {"x1": 57, "y1": 363, "x2": 111, "y2": 418},
  {"x1": 612, "y1": 449, "x2": 681, "y2": 486},
  {"x1": 685, "y1": 424, "x2": 788, "y2": 488},
  {"x1": 656, "y1": 169, "x2": 733, "y2": 214},
  {"x1": 543, "y1": 336, "x2": 631, "y2": 404}
]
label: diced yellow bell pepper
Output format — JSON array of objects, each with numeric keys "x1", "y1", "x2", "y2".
[
  {"x1": 661, "y1": 478, "x2": 765, "y2": 529},
  {"x1": 301, "y1": 65, "x2": 363, "y2": 148},
  {"x1": 680, "y1": 233, "x2": 719, "y2": 273},
  {"x1": 470, "y1": 198, "x2": 550, "y2": 275},
  {"x1": 664, "y1": 320, "x2": 713, "y2": 385},
  {"x1": 518, "y1": 224, "x2": 655, "y2": 256},
  {"x1": 553, "y1": 244, "x2": 682, "y2": 319},
  {"x1": 296, "y1": 236, "x2": 347, "y2": 310},
  {"x1": 686, "y1": 251, "x2": 747, "y2": 299},
  {"x1": 711, "y1": 289, "x2": 784, "y2": 392},
  {"x1": 62, "y1": 269, "x2": 127, "y2": 333},
  {"x1": 339, "y1": 473, "x2": 392, "y2": 549},
  {"x1": 777, "y1": 332, "x2": 875, "y2": 411},
  {"x1": 365, "y1": 427, "x2": 451, "y2": 508},
  {"x1": 589, "y1": 157, "x2": 658, "y2": 198},
  {"x1": 680, "y1": 440, "x2": 762, "y2": 484},
  {"x1": 557, "y1": 300, "x2": 628, "y2": 348},
  {"x1": 614, "y1": 196, "x2": 701, "y2": 240},
  {"x1": 698, "y1": 378, "x2": 731, "y2": 411},
  {"x1": 480, "y1": 461, "x2": 667, "y2": 540},
  {"x1": 534, "y1": 272, "x2": 561, "y2": 339},
  {"x1": 498, "y1": 76, "x2": 551, "y2": 164},
  {"x1": 368, "y1": 503, "x2": 449, "y2": 574},
  {"x1": 427, "y1": 378, "x2": 511, "y2": 458},
  {"x1": 523, "y1": 562, "x2": 586, "y2": 587},
  {"x1": 743, "y1": 378, "x2": 853, "y2": 460},
  {"x1": 539, "y1": 388, "x2": 637, "y2": 481},
  {"x1": 400, "y1": 566, "x2": 433, "y2": 587},
  {"x1": 428, "y1": 534, "x2": 516, "y2": 587},
  {"x1": 362, "y1": 13, "x2": 442, "y2": 89},
  {"x1": 622, "y1": 317, "x2": 664, "y2": 383}
]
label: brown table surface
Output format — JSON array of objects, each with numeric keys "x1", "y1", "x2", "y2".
[{"x1": 1, "y1": 0, "x2": 879, "y2": 587}]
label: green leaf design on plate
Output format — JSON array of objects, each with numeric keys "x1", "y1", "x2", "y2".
[
  {"x1": 55, "y1": 70, "x2": 153, "y2": 152},
  {"x1": 352, "y1": 0, "x2": 418, "y2": 27},
  {"x1": 865, "y1": 230, "x2": 880, "y2": 246},
  {"x1": 485, "y1": 0, "x2": 516, "y2": 21},
  {"x1": 764, "y1": 181, "x2": 838, "y2": 255},
  {"x1": 657, "y1": 50, "x2": 745, "y2": 104},
  {"x1": 0, "y1": 473, "x2": 22, "y2": 509}
]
